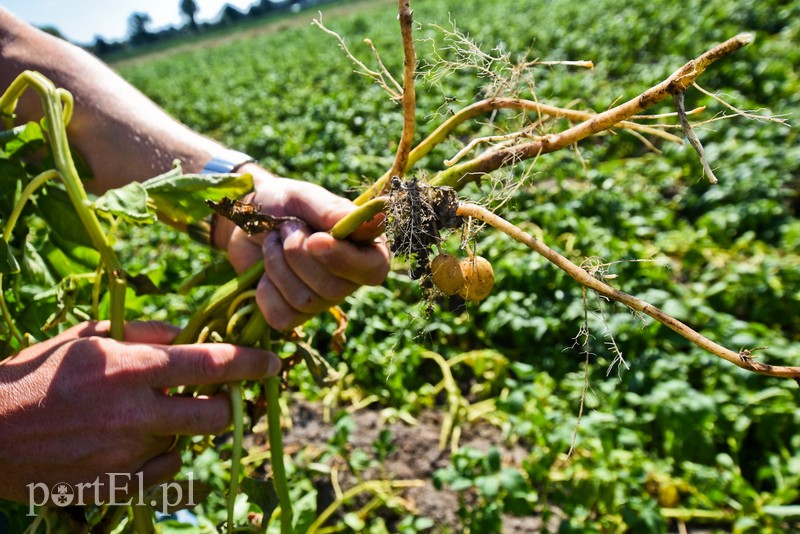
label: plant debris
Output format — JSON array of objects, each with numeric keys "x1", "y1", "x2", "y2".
[
  {"x1": 206, "y1": 196, "x2": 302, "y2": 235},
  {"x1": 386, "y1": 177, "x2": 463, "y2": 280}
]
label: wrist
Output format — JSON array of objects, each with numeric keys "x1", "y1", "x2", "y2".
[
  {"x1": 200, "y1": 148, "x2": 255, "y2": 175},
  {"x1": 200, "y1": 150, "x2": 256, "y2": 249}
]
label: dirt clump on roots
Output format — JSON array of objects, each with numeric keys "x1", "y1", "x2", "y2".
[{"x1": 386, "y1": 177, "x2": 463, "y2": 283}]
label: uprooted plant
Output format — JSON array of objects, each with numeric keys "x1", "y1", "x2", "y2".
[{"x1": 0, "y1": 0, "x2": 794, "y2": 531}]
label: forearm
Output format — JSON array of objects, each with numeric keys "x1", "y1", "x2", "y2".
[{"x1": 0, "y1": 6, "x2": 227, "y2": 193}]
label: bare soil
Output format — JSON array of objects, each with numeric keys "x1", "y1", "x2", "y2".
[{"x1": 246, "y1": 397, "x2": 546, "y2": 533}]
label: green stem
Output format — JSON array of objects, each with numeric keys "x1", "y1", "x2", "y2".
[
  {"x1": 266, "y1": 375, "x2": 293, "y2": 533},
  {"x1": 330, "y1": 197, "x2": 388, "y2": 240},
  {"x1": 0, "y1": 170, "x2": 62, "y2": 346},
  {"x1": 306, "y1": 480, "x2": 424, "y2": 533},
  {"x1": 131, "y1": 504, "x2": 155, "y2": 534},
  {"x1": 174, "y1": 262, "x2": 263, "y2": 345},
  {"x1": 227, "y1": 381, "x2": 244, "y2": 534},
  {"x1": 1, "y1": 71, "x2": 127, "y2": 340},
  {"x1": 0, "y1": 279, "x2": 21, "y2": 345},
  {"x1": 237, "y1": 310, "x2": 268, "y2": 348},
  {"x1": 2, "y1": 170, "x2": 60, "y2": 242}
]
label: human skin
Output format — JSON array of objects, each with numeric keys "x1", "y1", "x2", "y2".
[
  {"x1": 0, "y1": 6, "x2": 389, "y2": 503},
  {"x1": 0, "y1": 321, "x2": 281, "y2": 503}
]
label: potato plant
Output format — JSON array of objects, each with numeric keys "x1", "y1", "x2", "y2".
[{"x1": 1, "y1": 0, "x2": 798, "y2": 532}]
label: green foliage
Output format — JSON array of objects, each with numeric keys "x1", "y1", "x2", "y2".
[
  {"x1": 434, "y1": 446, "x2": 537, "y2": 531},
  {"x1": 1, "y1": 0, "x2": 797, "y2": 531},
  {"x1": 112, "y1": 0, "x2": 800, "y2": 528}
]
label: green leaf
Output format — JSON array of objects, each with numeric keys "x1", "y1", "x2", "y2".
[
  {"x1": 37, "y1": 186, "x2": 95, "y2": 248},
  {"x1": 762, "y1": 505, "x2": 800, "y2": 518},
  {"x1": 240, "y1": 475, "x2": 279, "y2": 521},
  {"x1": 343, "y1": 513, "x2": 366, "y2": 531},
  {"x1": 487, "y1": 447, "x2": 501, "y2": 472},
  {"x1": 498, "y1": 468, "x2": 528, "y2": 495},
  {"x1": 475, "y1": 475, "x2": 500, "y2": 499},
  {"x1": 2, "y1": 122, "x2": 45, "y2": 158},
  {"x1": 94, "y1": 181, "x2": 157, "y2": 224},
  {"x1": 0, "y1": 239, "x2": 20, "y2": 274},
  {"x1": 142, "y1": 168, "x2": 253, "y2": 226}
]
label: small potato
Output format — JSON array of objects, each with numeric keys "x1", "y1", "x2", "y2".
[
  {"x1": 458, "y1": 255, "x2": 494, "y2": 302},
  {"x1": 431, "y1": 253, "x2": 465, "y2": 295}
]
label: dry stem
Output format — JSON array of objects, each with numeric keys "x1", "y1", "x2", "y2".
[
  {"x1": 674, "y1": 91, "x2": 718, "y2": 183},
  {"x1": 457, "y1": 201, "x2": 800, "y2": 380},
  {"x1": 387, "y1": 0, "x2": 417, "y2": 182},
  {"x1": 312, "y1": 15, "x2": 402, "y2": 101},
  {"x1": 429, "y1": 34, "x2": 754, "y2": 189},
  {"x1": 355, "y1": 97, "x2": 680, "y2": 205}
]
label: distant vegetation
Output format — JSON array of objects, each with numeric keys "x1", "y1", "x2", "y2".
[{"x1": 47, "y1": 0, "x2": 344, "y2": 58}]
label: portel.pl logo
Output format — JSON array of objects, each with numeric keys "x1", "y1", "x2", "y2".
[{"x1": 26, "y1": 473, "x2": 196, "y2": 516}]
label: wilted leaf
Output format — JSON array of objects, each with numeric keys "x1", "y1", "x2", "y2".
[
  {"x1": 240, "y1": 475, "x2": 279, "y2": 521},
  {"x1": 143, "y1": 168, "x2": 253, "y2": 226},
  {"x1": 296, "y1": 341, "x2": 343, "y2": 387},
  {"x1": 42, "y1": 276, "x2": 78, "y2": 331},
  {"x1": 94, "y1": 181, "x2": 157, "y2": 224}
]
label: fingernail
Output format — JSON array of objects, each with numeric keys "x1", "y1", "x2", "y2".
[
  {"x1": 266, "y1": 353, "x2": 282, "y2": 376},
  {"x1": 306, "y1": 234, "x2": 330, "y2": 259},
  {"x1": 280, "y1": 221, "x2": 303, "y2": 241}
]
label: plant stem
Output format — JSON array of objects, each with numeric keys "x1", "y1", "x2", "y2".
[
  {"x1": 456, "y1": 201, "x2": 800, "y2": 380},
  {"x1": 355, "y1": 1, "x2": 416, "y2": 205},
  {"x1": 266, "y1": 374, "x2": 293, "y2": 533},
  {"x1": 306, "y1": 480, "x2": 424, "y2": 533},
  {"x1": 428, "y1": 34, "x2": 753, "y2": 189},
  {"x1": 1, "y1": 71, "x2": 127, "y2": 340},
  {"x1": 388, "y1": 0, "x2": 416, "y2": 181},
  {"x1": 227, "y1": 381, "x2": 244, "y2": 534},
  {"x1": 131, "y1": 504, "x2": 155, "y2": 534},
  {"x1": 174, "y1": 262, "x2": 263, "y2": 345},
  {"x1": 330, "y1": 197, "x2": 388, "y2": 239},
  {"x1": 355, "y1": 96, "x2": 684, "y2": 205},
  {"x1": 0, "y1": 169, "x2": 62, "y2": 346}
]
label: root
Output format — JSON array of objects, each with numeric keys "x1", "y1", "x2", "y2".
[
  {"x1": 457, "y1": 201, "x2": 800, "y2": 380},
  {"x1": 386, "y1": 178, "x2": 462, "y2": 281}
]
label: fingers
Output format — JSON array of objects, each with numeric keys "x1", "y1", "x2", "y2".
[
  {"x1": 71, "y1": 320, "x2": 182, "y2": 345},
  {"x1": 255, "y1": 274, "x2": 315, "y2": 331},
  {"x1": 267, "y1": 223, "x2": 358, "y2": 304},
  {"x1": 152, "y1": 392, "x2": 233, "y2": 436},
  {"x1": 137, "y1": 450, "x2": 183, "y2": 491},
  {"x1": 305, "y1": 232, "x2": 390, "y2": 286},
  {"x1": 256, "y1": 221, "x2": 389, "y2": 331},
  {"x1": 146, "y1": 343, "x2": 281, "y2": 389}
]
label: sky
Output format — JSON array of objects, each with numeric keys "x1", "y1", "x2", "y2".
[{"x1": 3, "y1": 0, "x2": 257, "y2": 44}]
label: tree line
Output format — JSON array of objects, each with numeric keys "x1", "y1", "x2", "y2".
[{"x1": 42, "y1": 0, "x2": 342, "y2": 58}]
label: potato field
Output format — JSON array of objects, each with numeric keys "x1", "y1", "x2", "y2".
[{"x1": 2, "y1": 0, "x2": 799, "y2": 531}]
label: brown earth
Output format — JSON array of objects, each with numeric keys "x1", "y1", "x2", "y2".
[{"x1": 244, "y1": 397, "x2": 547, "y2": 533}]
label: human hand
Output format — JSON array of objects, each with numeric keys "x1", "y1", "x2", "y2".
[
  {"x1": 0, "y1": 320, "x2": 280, "y2": 504},
  {"x1": 217, "y1": 165, "x2": 391, "y2": 331}
]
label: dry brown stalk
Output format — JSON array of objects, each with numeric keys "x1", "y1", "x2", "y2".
[
  {"x1": 429, "y1": 33, "x2": 754, "y2": 189},
  {"x1": 355, "y1": 97, "x2": 681, "y2": 205},
  {"x1": 456, "y1": 201, "x2": 800, "y2": 380},
  {"x1": 387, "y1": 0, "x2": 417, "y2": 182}
]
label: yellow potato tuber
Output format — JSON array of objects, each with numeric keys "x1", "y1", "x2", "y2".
[
  {"x1": 458, "y1": 255, "x2": 494, "y2": 302},
  {"x1": 431, "y1": 253, "x2": 465, "y2": 295}
]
